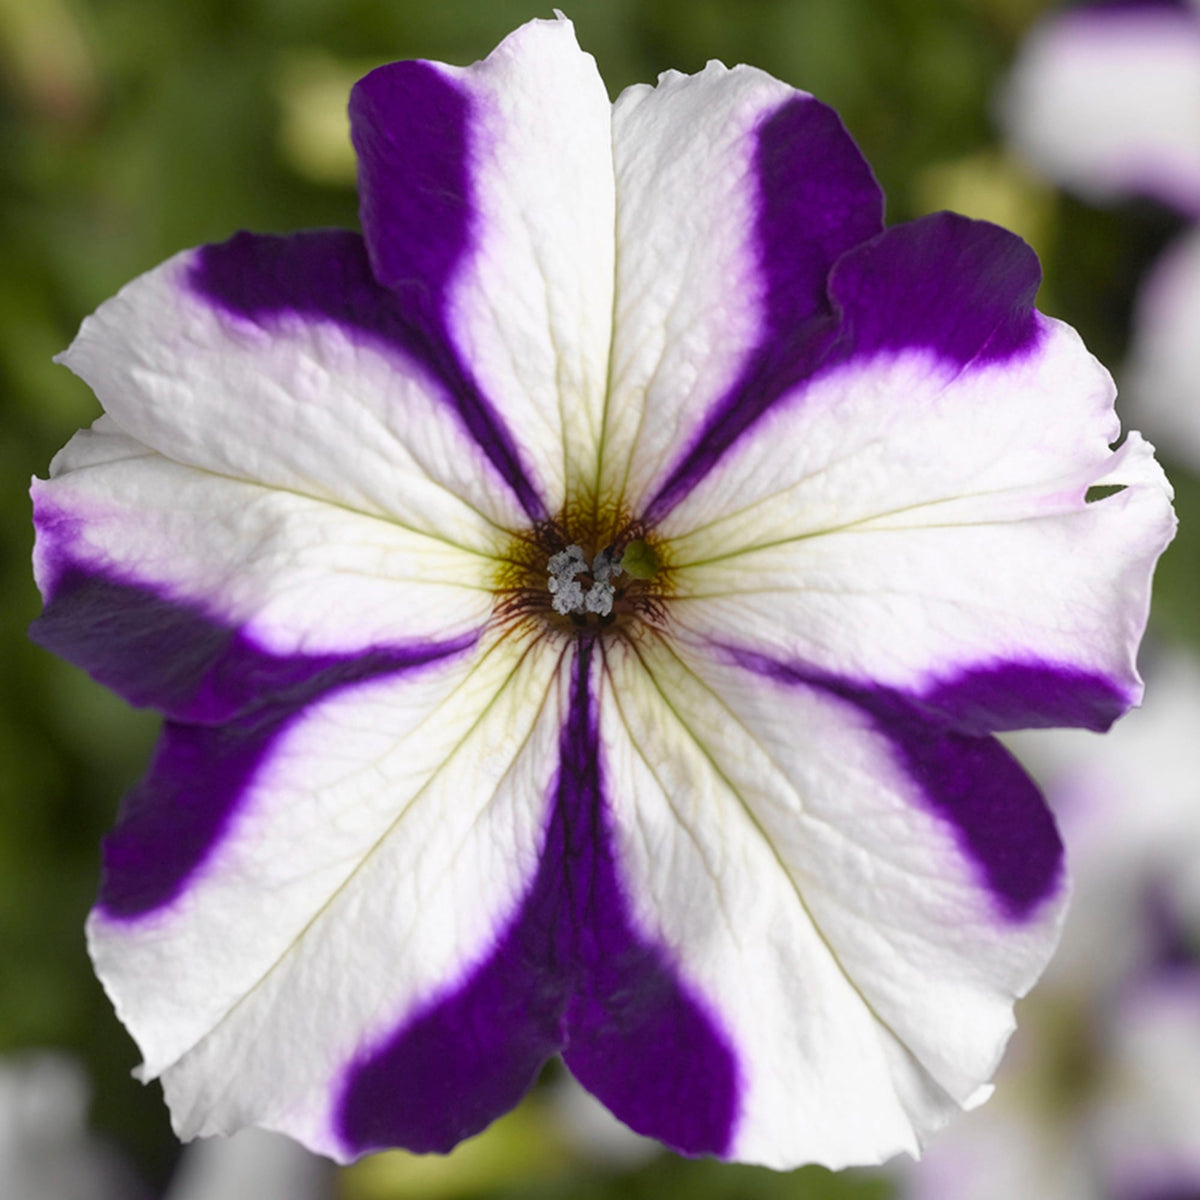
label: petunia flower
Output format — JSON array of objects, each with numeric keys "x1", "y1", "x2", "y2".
[
  {"x1": 1000, "y1": 0, "x2": 1200, "y2": 469},
  {"x1": 30, "y1": 14, "x2": 1174, "y2": 1172}
]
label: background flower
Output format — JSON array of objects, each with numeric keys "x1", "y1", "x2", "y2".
[
  {"x1": 0, "y1": 1050, "x2": 332, "y2": 1200},
  {"x1": 0, "y1": 1050, "x2": 145, "y2": 1200},
  {"x1": 1001, "y1": 0, "x2": 1200, "y2": 216},
  {"x1": 1001, "y1": 0, "x2": 1200, "y2": 472}
]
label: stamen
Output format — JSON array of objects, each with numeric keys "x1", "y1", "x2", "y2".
[
  {"x1": 591, "y1": 546, "x2": 619, "y2": 584},
  {"x1": 584, "y1": 580, "x2": 615, "y2": 616},
  {"x1": 547, "y1": 545, "x2": 586, "y2": 578},
  {"x1": 550, "y1": 578, "x2": 585, "y2": 615},
  {"x1": 547, "y1": 543, "x2": 623, "y2": 618}
]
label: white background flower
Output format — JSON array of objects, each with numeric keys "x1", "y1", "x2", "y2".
[{"x1": 1001, "y1": 0, "x2": 1200, "y2": 471}]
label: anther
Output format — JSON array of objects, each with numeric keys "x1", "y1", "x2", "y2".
[{"x1": 547, "y1": 544, "x2": 623, "y2": 618}]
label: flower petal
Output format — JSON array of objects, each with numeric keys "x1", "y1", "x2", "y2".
[
  {"x1": 350, "y1": 15, "x2": 615, "y2": 512},
  {"x1": 601, "y1": 59, "x2": 882, "y2": 518},
  {"x1": 31, "y1": 418, "x2": 495, "y2": 707},
  {"x1": 595, "y1": 630, "x2": 1067, "y2": 1169},
  {"x1": 335, "y1": 639, "x2": 740, "y2": 1160},
  {"x1": 1000, "y1": 1, "x2": 1200, "y2": 216},
  {"x1": 663, "y1": 215, "x2": 1175, "y2": 728},
  {"x1": 56, "y1": 230, "x2": 535, "y2": 540},
  {"x1": 88, "y1": 626, "x2": 566, "y2": 1157}
]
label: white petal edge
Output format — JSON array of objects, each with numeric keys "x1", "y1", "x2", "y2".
[{"x1": 661, "y1": 320, "x2": 1174, "y2": 702}]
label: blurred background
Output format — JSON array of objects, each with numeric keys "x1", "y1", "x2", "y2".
[{"x1": 2, "y1": 0, "x2": 1197, "y2": 1197}]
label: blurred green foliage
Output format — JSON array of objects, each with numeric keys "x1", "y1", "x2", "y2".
[{"x1": 1, "y1": 0, "x2": 1192, "y2": 1195}]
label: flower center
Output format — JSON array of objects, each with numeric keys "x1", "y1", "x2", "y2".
[{"x1": 491, "y1": 516, "x2": 668, "y2": 638}]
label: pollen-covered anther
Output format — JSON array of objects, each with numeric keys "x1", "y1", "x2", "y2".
[{"x1": 548, "y1": 544, "x2": 622, "y2": 617}]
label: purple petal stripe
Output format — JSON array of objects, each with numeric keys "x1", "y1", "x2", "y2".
[
  {"x1": 350, "y1": 59, "x2": 546, "y2": 520},
  {"x1": 645, "y1": 96, "x2": 884, "y2": 521},
  {"x1": 190, "y1": 225, "x2": 543, "y2": 520},
  {"x1": 825, "y1": 212, "x2": 1042, "y2": 366},
  {"x1": 348, "y1": 61, "x2": 473, "y2": 316},
  {"x1": 31, "y1": 565, "x2": 476, "y2": 917},
  {"x1": 728, "y1": 650, "x2": 1087, "y2": 921},
  {"x1": 914, "y1": 659, "x2": 1132, "y2": 736},
  {"x1": 337, "y1": 638, "x2": 740, "y2": 1158}
]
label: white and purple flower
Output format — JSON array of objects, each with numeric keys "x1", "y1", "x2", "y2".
[{"x1": 30, "y1": 16, "x2": 1174, "y2": 1171}]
